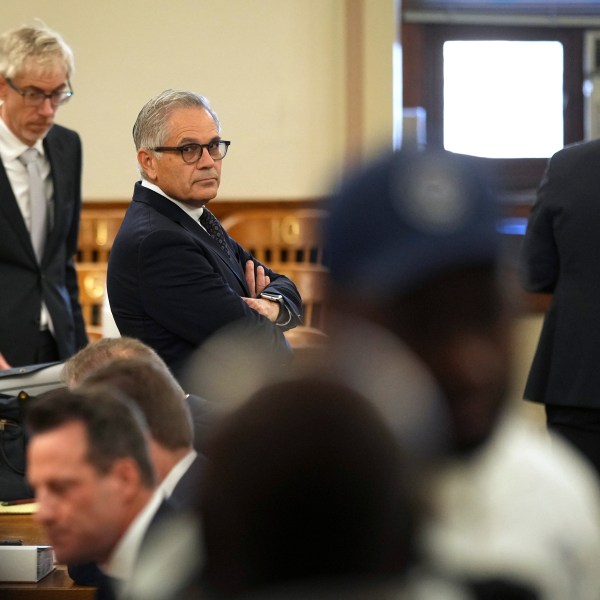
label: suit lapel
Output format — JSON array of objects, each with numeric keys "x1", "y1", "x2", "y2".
[
  {"x1": 0, "y1": 157, "x2": 36, "y2": 261},
  {"x1": 135, "y1": 184, "x2": 248, "y2": 290},
  {"x1": 43, "y1": 129, "x2": 65, "y2": 260}
]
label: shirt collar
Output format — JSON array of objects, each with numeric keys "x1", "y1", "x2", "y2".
[
  {"x1": 158, "y1": 449, "x2": 198, "y2": 499},
  {"x1": 140, "y1": 179, "x2": 206, "y2": 222},
  {"x1": 0, "y1": 117, "x2": 46, "y2": 162},
  {"x1": 100, "y1": 488, "x2": 164, "y2": 585}
]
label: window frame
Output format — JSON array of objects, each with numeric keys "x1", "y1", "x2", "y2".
[{"x1": 416, "y1": 24, "x2": 584, "y2": 191}]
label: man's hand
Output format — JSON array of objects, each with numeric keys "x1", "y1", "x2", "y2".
[
  {"x1": 0, "y1": 352, "x2": 12, "y2": 370},
  {"x1": 242, "y1": 297, "x2": 280, "y2": 322},
  {"x1": 243, "y1": 260, "x2": 280, "y2": 321},
  {"x1": 245, "y1": 260, "x2": 270, "y2": 298}
]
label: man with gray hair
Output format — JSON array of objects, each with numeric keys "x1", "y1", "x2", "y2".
[
  {"x1": 107, "y1": 89, "x2": 302, "y2": 378},
  {"x1": 61, "y1": 336, "x2": 215, "y2": 450},
  {"x1": 0, "y1": 23, "x2": 87, "y2": 368}
]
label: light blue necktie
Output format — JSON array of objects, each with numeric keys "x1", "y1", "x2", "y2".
[{"x1": 19, "y1": 148, "x2": 47, "y2": 263}]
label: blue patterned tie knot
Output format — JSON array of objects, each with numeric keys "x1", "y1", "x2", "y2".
[{"x1": 200, "y1": 208, "x2": 232, "y2": 260}]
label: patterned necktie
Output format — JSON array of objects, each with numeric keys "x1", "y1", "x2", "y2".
[
  {"x1": 200, "y1": 208, "x2": 232, "y2": 260},
  {"x1": 19, "y1": 148, "x2": 47, "y2": 263}
]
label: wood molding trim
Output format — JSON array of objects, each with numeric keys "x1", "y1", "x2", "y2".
[
  {"x1": 82, "y1": 198, "x2": 327, "y2": 222},
  {"x1": 345, "y1": 0, "x2": 364, "y2": 163}
]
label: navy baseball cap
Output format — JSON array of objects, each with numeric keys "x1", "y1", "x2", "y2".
[{"x1": 325, "y1": 148, "x2": 502, "y2": 298}]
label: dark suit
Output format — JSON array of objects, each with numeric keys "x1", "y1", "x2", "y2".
[
  {"x1": 107, "y1": 183, "x2": 302, "y2": 376},
  {"x1": 185, "y1": 393, "x2": 216, "y2": 452},
  {"x1": 68, "y1": 497, "x2": 176, "y2": 598},
  {"x1": 169, "y1": 454, "x2": 206, "y2": 511},
  {"x1": 0, "y1": 124, "x2": 87, "y2": 366},
  {"x1": 520, "y1": 138, "x2": 600, "y2": 472}
]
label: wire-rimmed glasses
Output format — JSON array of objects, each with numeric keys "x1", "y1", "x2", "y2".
[{"x1": 5, "y1": 77, "x2": 73, "y2": 107}]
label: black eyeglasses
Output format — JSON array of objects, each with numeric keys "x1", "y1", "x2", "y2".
[
  {"x1": 152, "y1": 140, "x2": 231, "y2": 163},
  {"x1": 5, "y1": 77, "x2": 73, "y2": 107}
]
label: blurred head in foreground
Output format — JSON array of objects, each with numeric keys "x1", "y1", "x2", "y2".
[
  {"x1": 79, "y1": 358, "x2": 194, "y2": 484},
  {"x1": 198, "y1": 375, "x2": 418, "y2": 597},
  {"x1": 61, "y1": 336, "x2": 175, "y2": 388},
  {"x1": 325, "y1": 148, "x2": 511, "y2": 454}
]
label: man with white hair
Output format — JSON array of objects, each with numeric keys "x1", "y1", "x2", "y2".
[{"x1": 0, "y1": 23, "x2": 87, "y2": 368}]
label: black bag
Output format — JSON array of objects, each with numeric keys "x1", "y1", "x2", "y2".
[{"x1": 0, "y1": 391, "x2": 33, "y2": 501}]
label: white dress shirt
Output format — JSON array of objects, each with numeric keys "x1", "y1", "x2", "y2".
[
  {"x1": 140, "y1": 179, "x2": 208, "y2": 232},
  {"x1": 158, "y1": 449, "x2": 198, "y2": 500},
  {"x1": 100, "y1": 487, "x2": 164, "y2": 595}
]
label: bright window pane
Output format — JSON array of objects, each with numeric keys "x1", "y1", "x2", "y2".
[{"x1": 443, "y1": 40, "x2": 564, "y2": 158}]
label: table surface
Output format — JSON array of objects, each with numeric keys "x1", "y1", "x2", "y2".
[{"x1": 0, "y1": 514, "x2": 95, "y2": 599}]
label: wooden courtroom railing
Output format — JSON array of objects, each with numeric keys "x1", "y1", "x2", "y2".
[
  {"x1": 75, "y1": 199, "x2": 326, "y2": 341},
  {"x1": 75, "y1": 263, "x2": 107, "y2": 342},
  {"x1": 76, "y1": 207, "x2": 125, "y2": 263},
  {"x1": 220, "y1": 208, "x2": 328, "y2": 265},
  {"x1": 74, "y1": 199, "x2": 549, "y2": 343}
]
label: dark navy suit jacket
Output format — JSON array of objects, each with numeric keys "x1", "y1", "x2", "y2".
[
  {"x1": 185, "y1": 393, "x2": 216, "y2": 452},
  {"x1": 107, "y1": 183, "x2": 302, "y2": 376},
  {"x1": 0, "y1": 124, "x2": 87, "y2": 366},
  {"x1": 68, "y1": 497, "x2": 176, "y2": 598},
  {"x1": 169, "y1": 454, "x2": 206, "y2": 511},
  {"x1": 520, "y1": 138, "x2": 600, "y2": 408}
]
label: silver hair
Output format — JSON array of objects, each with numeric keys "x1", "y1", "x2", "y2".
[
  {"x1": 0, "y1": 22, "x2": 75, "y2": 79},
  {"x1": 132, "y1": 89, "x2": 221, "y2": 180},
  {"x1": 133, "y1": 89, "x2": 221, "y2": 150}
]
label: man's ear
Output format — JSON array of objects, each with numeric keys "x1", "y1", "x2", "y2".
[
  {"x1": 109, "y1": 457, "x2": 145, "y2": 500},
  {"x1": 137, "y1": 149, "x2": 157, "y2": 182},
  {"x1": 0, "y1": 76, "x2": 9, "y2": 102}
]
